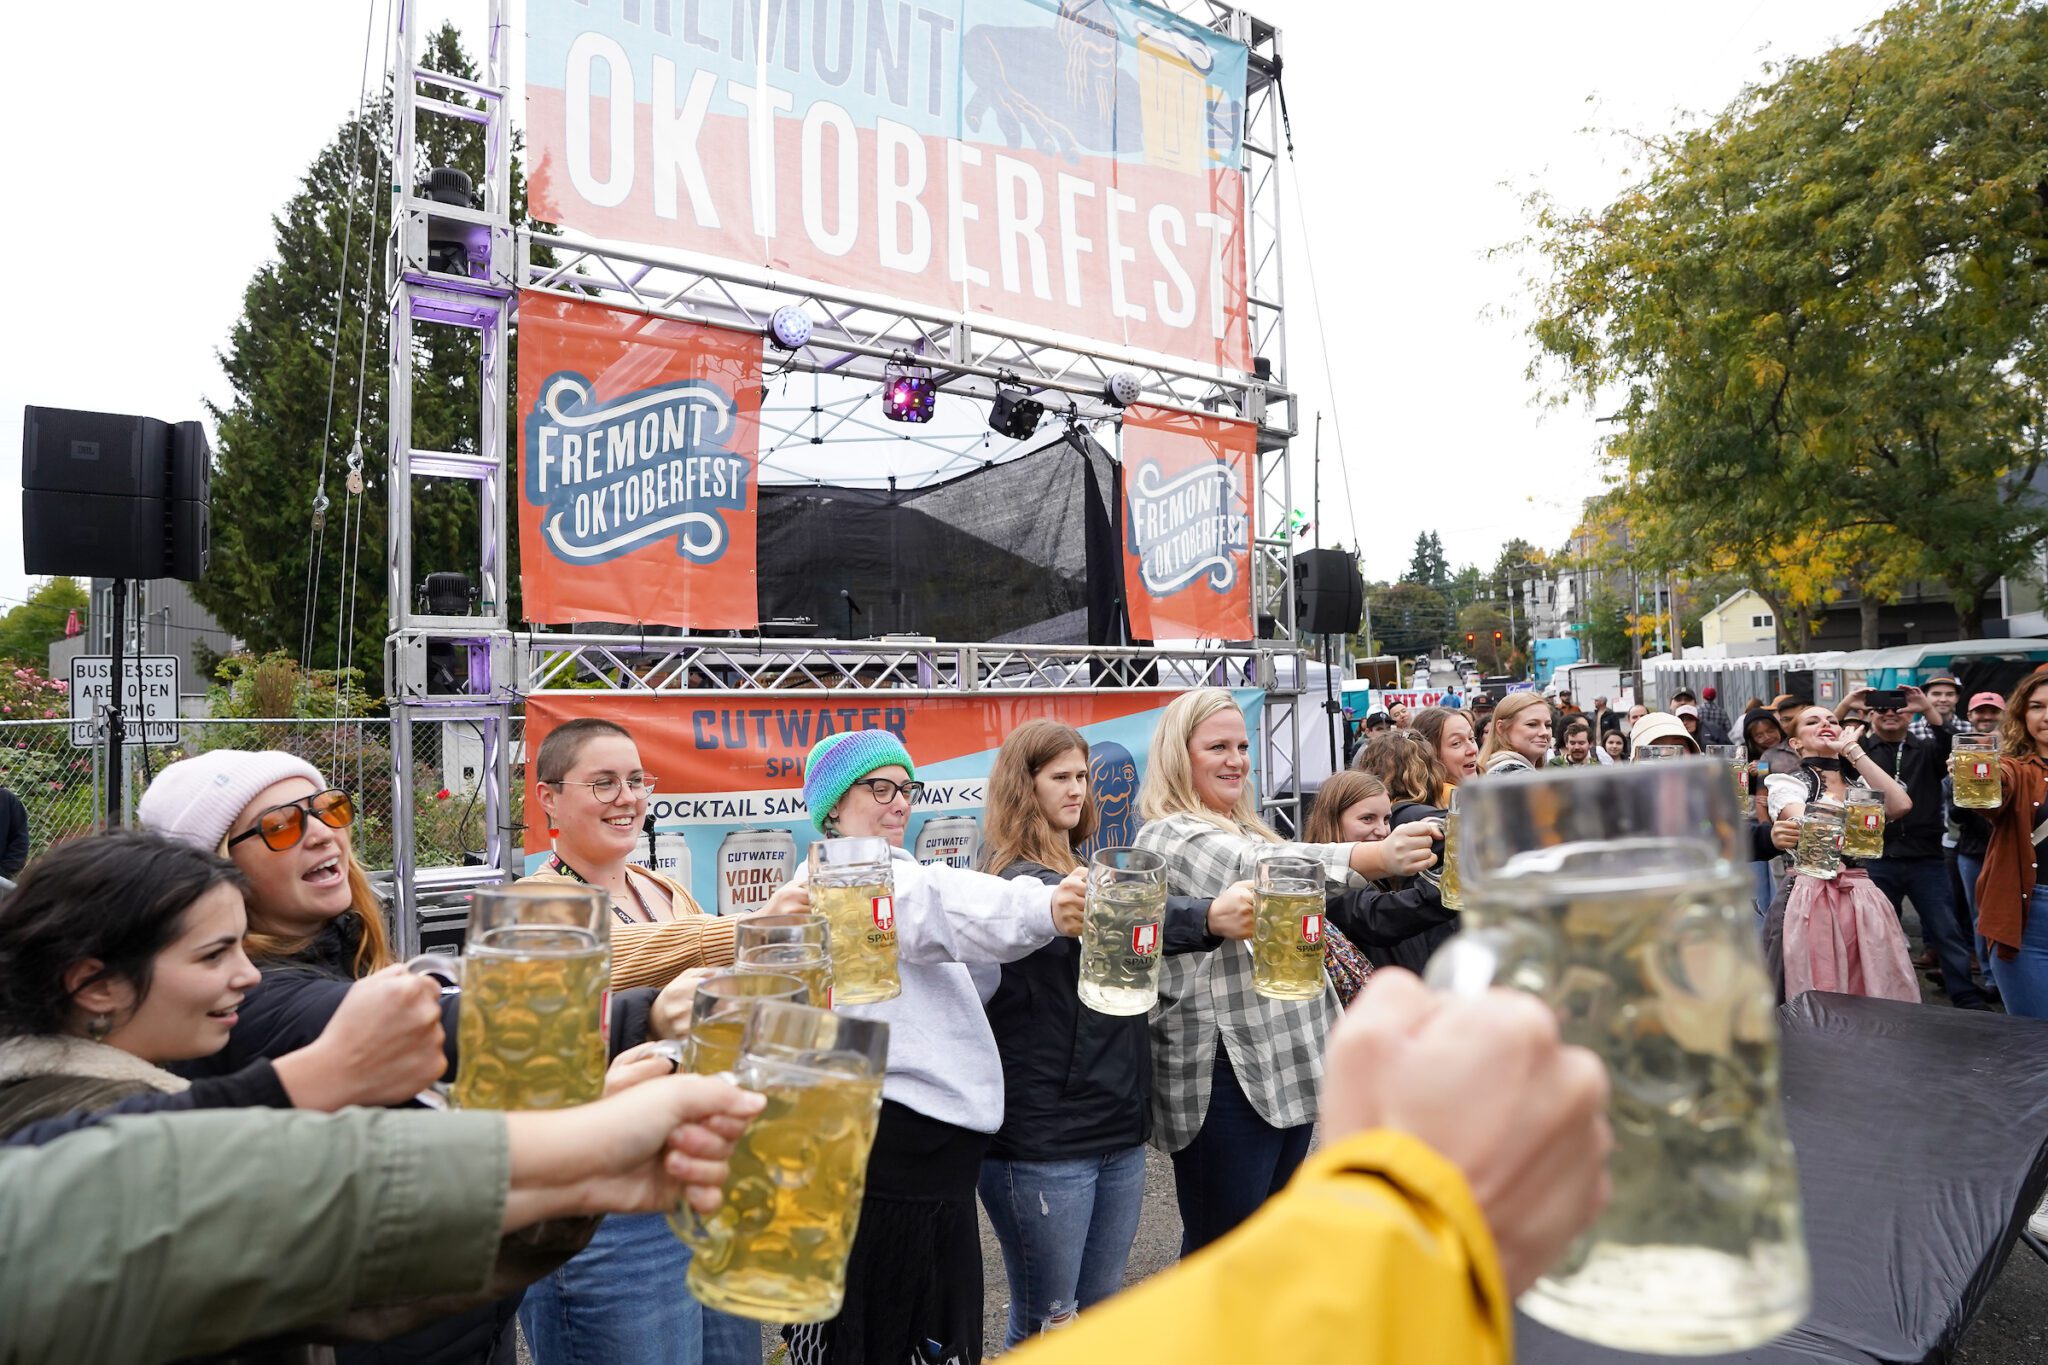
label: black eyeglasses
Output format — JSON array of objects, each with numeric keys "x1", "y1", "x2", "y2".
[
  {"x1": 227, "y1": 789, "x2": 355, "y2": 851},
  {"x1": 852, "y1": 778, "x2": 926, "y2": 805}
]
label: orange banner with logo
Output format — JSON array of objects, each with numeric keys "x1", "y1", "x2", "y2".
[
  {"x1": 517, "y1": 294, "x2": 762, "y2": 628},
  {"x1": 1120, "y1": 405, "x2": 1254, "y2": 641}
]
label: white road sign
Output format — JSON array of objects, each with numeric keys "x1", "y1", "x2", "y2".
[{"x1": 70, "y1": 655, "x2": 180, "y2": 747}]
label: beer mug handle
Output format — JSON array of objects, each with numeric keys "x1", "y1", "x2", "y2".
[
  {"x1": 405, "y1": 953, "x2": 463, "y2": 994},
  {"x1": 1422, "y1": 922, "x2": 1559, "y2": 1000}
]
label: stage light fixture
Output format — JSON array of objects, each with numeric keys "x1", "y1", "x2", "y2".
[
  {"x1": 769, "y1": 305, "x2": 813, "y2": 351},
  {"x1": 422, "y1": 166, "x2": 481, "y2": 279},
  {"x1": 988, "y1": 387, "x2": 1045, "y2": 440},
  {"x1": 882, "y1": 363, "x2": 936, "y2": 423},
  {"x1": 1105, "y1": 371, "x2": 1143, "y2": 407}
]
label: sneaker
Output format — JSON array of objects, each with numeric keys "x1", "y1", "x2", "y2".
[{"x1": 2030, "y1": 1193, "x2": 2048, "y2": 1241}]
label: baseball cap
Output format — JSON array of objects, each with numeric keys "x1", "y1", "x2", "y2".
[
  {"x1": 1674, "y1": 704, "x2": 1700, "y2": 719},
  {"x1": 1924, "y1": 675, "x2": 1961, "y2": 689},
  {"x1": 1702, "y1": 686, "x2": 1718, "y2": 701},
  {"x1": 1968, "y1": 691, "x2": 2006, "y2": 712}
]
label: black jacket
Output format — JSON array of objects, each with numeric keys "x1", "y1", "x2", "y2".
[
  {"x1": 983, "y1": 860, "x2": 1218, "y2": 1162},
  {"x1": 1357, "y1": 802, "x2": 1459, "y2": 973},
  {"x1": 1866, "y1": 722, "x2": 1955, "y2": 862},
  {"x1": 0, "y1": 786, "x2": 26, "y2": 878}
]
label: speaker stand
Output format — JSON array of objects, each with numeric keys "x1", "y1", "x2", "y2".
[{"x1": 105, "y1": 577, "x2": 126, "y2": 829}]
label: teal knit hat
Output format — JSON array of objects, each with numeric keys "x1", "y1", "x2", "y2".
[{"x1": 803, "y1": 729, "x2": 916, "y2": 832}]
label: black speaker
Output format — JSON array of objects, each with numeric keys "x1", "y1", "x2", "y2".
[
  {"x1": 1294, "y1": 548, "x2": 1363, "y2": 635},
  {"x1": 22, "y1": 406, "x2": 210, "y2": 582}
]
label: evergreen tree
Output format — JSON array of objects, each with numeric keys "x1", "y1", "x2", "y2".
[
  {"x1": 199, "y1": 24, "x2": 535, "y2": 696},
  {"x1": 0, "y1": 578, "x2": 87, "y2": 670},
  {"x1": 1404, "y1": 532, "x2": 1451, "y2": 591}
]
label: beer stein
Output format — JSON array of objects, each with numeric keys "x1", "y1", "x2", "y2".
[
  {"x1": 1425, "y1": 759, "x2": 1808, "y2": 1353},
  {"x1": 1077, "y1": 848, "x2": 1168, "y2": 1016},
  {"x1": 407, "y1": 883, "x2": 611, "y2": 1111},
  {"x1": 1439, "y1": 790, "x2": 1466, "y2": 911},
  {"x1": 1250, "y1": 855, "x2": 1328, "y2": 1002},
  {"x1": 1706, "y1": 744, "x2": 1749, "y2": 813},
  {"x1": 734, "y1": 914, "x2": 831, "y2": 960},
  {"x1": 807, "y1": 837, "x2": 900, "y2": 1004},
  {"x1": 1840, "y1": 782, "x2": 1886, "y2": 859},
  {"x1": 671, "y1": 1002, "x2": 889, "y2": 1322},
  {"x1": 683, "y1": 970, "x2": 808, "y2": 1074},
  {"x1": 1952, "y1": 733, "x2": 2003, "y2": 810},
  {"x1": 739, "y1": 943, "x2": 833, "y2": 1012},
  {"x1": 1793, "y1": 800, "x2": 1846, "y2": 881}
]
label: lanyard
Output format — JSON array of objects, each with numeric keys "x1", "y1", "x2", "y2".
[{"x1": 549, "y1": 853, "x2": 652, "y2": 926}]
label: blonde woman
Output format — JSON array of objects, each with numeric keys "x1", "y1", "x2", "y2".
[
  {"x1": 1476, "y1": 692, "x2": 1554, "y2": 774},
  {"x1": 1135, "y1": 689, "x2": 1436, "y2": 1253}
]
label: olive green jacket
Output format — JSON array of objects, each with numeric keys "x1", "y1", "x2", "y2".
[{"x1": 0, "y1": 1107, "x2": 510, "y2": 1365}]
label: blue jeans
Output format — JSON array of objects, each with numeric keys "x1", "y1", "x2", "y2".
[
  {"x1": 518, "y1": 1212, "x2": 760, "y2": 1365},
  {"x1": 1957, "y1": 851, "x2": 1991, "y2": 972},
  {"x1": 1991, "y1": 886, "x2": 2048, "y2": 1020},
  {"x1": 1169, "y1": 1048, "x2": 1314, "y2": 1257},
  {"x1": 978, "y1": 1146, "x2": 1148, "y2": 1348},
  {"x1": 1865, "y1": 856, "x2": 1985, "y2": 1006}
]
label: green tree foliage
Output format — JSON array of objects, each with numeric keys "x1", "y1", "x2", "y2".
[
  {"x1": 0, "y1": 578, "x2": 87, "y2": 670},
  {"x1": 199, "y1": 24, "x2": 536, "y2": 697},
  {"x1": 1582, "y1": 588, "x2": 1634, "y2": 667},
  {"x1": 1457, "y1": 602, "x2": 1512, "y2": 671},
  {"x1": 1404, "y1": 532, "x2": 1451, "y2": 592},
  {"x1": 1526, "y1": 0, "x2": 2048, "y2": 636},
  {"x1": 1367, "y1": 581, "x2": 1454, "y2": 658}
]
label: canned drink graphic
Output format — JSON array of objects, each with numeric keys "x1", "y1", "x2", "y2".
[
  {"x1": 716, "y1": 828, "x2": 798, "y2": 917},
  {"x1": 914, "y1": 816, "x2": 983, "y2": 870},
  {"x1": 1136, "y1": 20, "x2": 1212, "y2": 173},
  {"x1": 629, "y1": 830, "x2": 692, "y2": 891}
]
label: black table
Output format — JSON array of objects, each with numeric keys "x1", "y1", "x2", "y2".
[{"x1": 1518, "y1": 994, "x2": 2048, "y2": 1365}]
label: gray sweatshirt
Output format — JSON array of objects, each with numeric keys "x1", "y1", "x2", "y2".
[{"x1": 794, "y1": 846, "x2": 1059, "y2": 1132}]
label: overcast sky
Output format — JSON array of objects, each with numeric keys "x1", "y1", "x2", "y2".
[{"x1": 0, "y1": 0, "x2": 1893, "y2": 618}]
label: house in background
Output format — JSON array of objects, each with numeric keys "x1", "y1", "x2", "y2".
[
  {"x1": 48, "y1": 578, "x2": 240, "y2": 715},
  {"x1": 1696, "y1": 589, "x2": 1778, "y2": 658}
]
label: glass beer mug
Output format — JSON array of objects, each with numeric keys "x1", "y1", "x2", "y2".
[
  {"x1": 671, "y1": 1002, "x2": 889, "y2": 1322},
  {"x1": 1425, "y1": 759, "x2": 1808, "y2": 1353},
  {"x1": 1839, "y1": 782, "x2": 1886, "y2": 859},
  {"x1": 1439, "y1": 792, "x2": 1466, "y2": 912},
  {"x1": 1251, "y1": 855, "x2": 1329, "y2": 1002},
  {"x1": 737, "y1": 915, "x2": 834, "y2": 1007},
  {"x1": 684, "y1": 971, "x2": 808, "y2": 1074},
  {"x1": 1077, "y1": 847, "x2": 1169, "y2": 1016},
  {"x1": 808, "y1": 837, "x2": 900, "y2": 1004},
  {"x1": 1952, "y1": 733, "x2": 2003, "y2": 809},
  {"x1": 1793, "y1": 800, "x2": 1846, "y2": 881},
  {"x1": 1707, "y1": 744, "x2": 1749, "y2": 813},
  {"x1": 407, "y1": 883, "x2": 611, "y2": 1111}
]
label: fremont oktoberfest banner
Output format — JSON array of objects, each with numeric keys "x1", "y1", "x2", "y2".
[
  {"x1": 524, "y1": 688, "x2": 1265, "y2": 914},
  {"x1": 1120, "y1": 404, "x2": 1255, "y2": 641},
  {"x1": 516, "y1": 294, "x2": 763, "y2": 628},
  {"x1": 524, "y1": 0, "x2": 1251, "y2": 373}
]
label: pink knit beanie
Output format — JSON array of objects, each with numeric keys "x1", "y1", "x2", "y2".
[{"x1": 136, "y1": 750, "x2": 328, "y2": 852}]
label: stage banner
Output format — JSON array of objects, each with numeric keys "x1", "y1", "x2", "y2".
[
  {"x1": 517, "y1": 293, "x2": 763, "y2": 628},
  {"x1": 1120, "y1": 404, "x2": 1254, "y2": 641},
  {"x1": 524, "y1": 0, "x2": 1251, "y2": 374},
  {"x1": 523, "y1": 687, "x2": 1265, "y2": 913}
]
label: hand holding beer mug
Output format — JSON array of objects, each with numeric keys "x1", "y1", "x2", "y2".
[
  {"x1": 1077, "y1": 848, "x2": 1169, "y2": 1016},
  {"x1": 684, "y1": 971, "x2": 809, "y2": 1075},
  {"x1": 407, "y1": 883, "x2": 611, "y2": 1111},
  {"x1": 670, "y1": 1002, "x2": 889, "y2": 1322},
  {"x1": 1952, "y1": 733, "x2": 2003, "y2": 809},
  {"x1": 1792, "y1": 800, "x2": 1845, "y2": 881},
  {"x1": 808, "y1": 837, "x2": 900, "y2": 1005},
  {"x1": 1424, "y1": 759, "x2": 1808, "y2": 1353},
  {"x1": 1251, "y1": 855, "x2": 1329, "y2": 1002}
]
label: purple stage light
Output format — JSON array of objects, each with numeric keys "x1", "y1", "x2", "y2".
[{"x1": 882, "y1": 363, "x2": 936, "y2": 423}]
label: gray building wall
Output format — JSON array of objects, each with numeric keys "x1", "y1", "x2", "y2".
[{"x1": 48, "y1": 578, "x2": 239, "y2": 708}]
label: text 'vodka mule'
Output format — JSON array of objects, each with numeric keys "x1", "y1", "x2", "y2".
[
  {"x1": 672, "y1": 1003, "x2": 889, "y2": 1322},
  {"x1": 1426, "y1": 758, "x2": 1808, "y2": 1354},
  {"x1": 406, "y1": 884, "x2": 611, "y2": 1112},
  {"x1": 808, "y1": 836, "x2": 900, "y2": 1005},
  {"x1": 1251, "y1": 854, "x2": 1327, "y2": 1001},
  {"x1": 1078, "y1": 847, "x2": 1169, "y2": 1015}
]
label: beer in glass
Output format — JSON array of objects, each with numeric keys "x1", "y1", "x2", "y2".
[
  {"x1": 1251, "y1": 854, "x2": 1327, "y2": 1001},
  {"x1": 1952, "y1": 734, "x2": 2003, "y2": 809},
  {"x1": 684, "y1": 971, "x2": 807, "y2": 1075},
  {"x1": 736, "y1": 916, "x2": 832, "y2": 1005},
  {"x1": 673, "y1": 1002, "x2": 889, "y2": 1322},
  {"x1": 740, "y1": 944, "x2": 833, "y2": 1011},
  {"x1": 1427, "y1": 759, "x2": 1807, "y2": 1353},
  {"x1": 1840, "y1": 782, "x2": 1886, "y2": 859},
  {"x1": 441, "y1": 884, "x2": 610, "y2": 1111},
  {"x1": 1439, "y1": 795, "x2": 1466, "y2": 911},
  {"x1": 1077, "y1": 847, "x2": 1168, "y2": 1015},
  {"x1": 1707, "y1": 744, "x2": 1749, "y2": 813},
  {"x1": 1792, "y1": 800, "x2": 1845, "y2": 881},
  {"x1": 809, "y1": 837, "x2": 900, "y2": 1004}
]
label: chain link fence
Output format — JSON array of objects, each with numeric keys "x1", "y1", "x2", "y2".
[{"x1": 3, "y1": 715, "x2": 527, "y2": 871}]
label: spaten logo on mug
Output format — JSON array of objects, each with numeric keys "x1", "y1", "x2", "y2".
[
  {"x1": 872, "y1": 896, "x2": 895, "y2": 932},
  {"x1": 1300, "y1": 914, "x2": 1323, "y2": 945},
  {"x1": 1131, "y1": 922, "x2": 1160, "y2": 956}
]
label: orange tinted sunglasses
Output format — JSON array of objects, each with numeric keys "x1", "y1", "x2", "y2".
[{"x1": 227, "y1": 789, "x2": 356, "y2": 852}]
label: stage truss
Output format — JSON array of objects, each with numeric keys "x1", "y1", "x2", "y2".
[{"x1": 383, "y1": 0, "x2": 1305, "y2": 947}]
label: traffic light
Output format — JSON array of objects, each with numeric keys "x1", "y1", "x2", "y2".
[
  {"x1": 1493, "y1": 631, "x2": 1504, "y2": 645},
  {"x1": 1465, "y1": 632, "x2": 1476, "y2": 646}
]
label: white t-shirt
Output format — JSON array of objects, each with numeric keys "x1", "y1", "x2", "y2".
[{"x1": 1764, "y1": 771, "x2": 1816, "y2": 821}]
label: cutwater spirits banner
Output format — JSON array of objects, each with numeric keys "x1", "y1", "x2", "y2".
[
  {"x1": 517, "y1": 294, "x2": 763, "y2": 627},
  {"x1": 524, "y1": 688, "x2": 1265, "y2": 911},
  {"x1": 524, "y1": 0, "x2": 1251, "y2": 374},
  {"x1": 1120, "y1": 403, "x2": 1254, "y2": 641}
]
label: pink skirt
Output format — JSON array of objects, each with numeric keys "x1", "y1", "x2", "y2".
[{"x1": 1782, "y1": 868, "x2": 1920, "y2": 1004}]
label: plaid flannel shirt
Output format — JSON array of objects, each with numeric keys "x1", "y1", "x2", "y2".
[
  {"x1": 1911, "y1": 713, "x2": 1972, "y2": 741},
  {"x1": 1135, "y1": 813, "x2": 1359, "y2": 1151}
]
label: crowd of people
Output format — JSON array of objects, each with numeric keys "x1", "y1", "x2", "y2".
[{"x1": 6, "y1": 665, "x2": 2048, "y2": 1364}]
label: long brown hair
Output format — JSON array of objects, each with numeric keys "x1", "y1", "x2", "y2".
[
  {"x1": 2001, "y1": 668, "x2": 2048, "y2": 758},
  {"x1": 1304, "y1": 771, "x2": 1388, "y2": 844},
  {"x1": 979, "y1": 720, "x2": 1098, "y2": 876},
  {"x1": 1353, "y1": 732, "x2": 1446, "y2": 807},
  {"x1": 243, "y1": 854, "x2": 393, "y2": 976},
  {"x1": 1477, "y1": 692, "x2": 1553, "y2": 768}
]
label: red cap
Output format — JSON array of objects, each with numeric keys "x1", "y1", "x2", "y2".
[
  {"x1": 1968, "y1": 692, "x2": 2006, "y2": 712},
  {"x1": 1702, "y1": 686, "x2": 1717, "y2": 700}
]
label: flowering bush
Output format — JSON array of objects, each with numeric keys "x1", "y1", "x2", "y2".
[{"x1": 0, "y1": 664, "x2": 70, "y2": 722}]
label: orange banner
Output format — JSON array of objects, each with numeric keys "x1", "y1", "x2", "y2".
[
  {"x1": 1120, "y1": 405, "x2": 1255, "y2": 641},
  {"x1": 517, "y1": 294, "x2": 762, "y2": 627}
]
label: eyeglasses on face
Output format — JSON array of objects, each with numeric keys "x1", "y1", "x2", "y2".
[
  {"x1": 852, "y1": 778, "x2": 925, "y2": 805},
  {"x1": 228, "y1": 789, "x2": 355, "y2": 852},
  {"x1": 551, "y1": 774, "x2": 657, "y2": 804}
]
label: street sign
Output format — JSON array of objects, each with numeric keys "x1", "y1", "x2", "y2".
[{"x1": 69, "y1": 655, "x2": 180, "y2": 747}]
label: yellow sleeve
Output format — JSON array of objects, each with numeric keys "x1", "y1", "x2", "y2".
[
  {"x1": 608, "y1": 914, "x2": 738, "y2": 988},
  {"x1": 1011, "y1": 1131, "x2": 1511, "y2": 1365}
]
